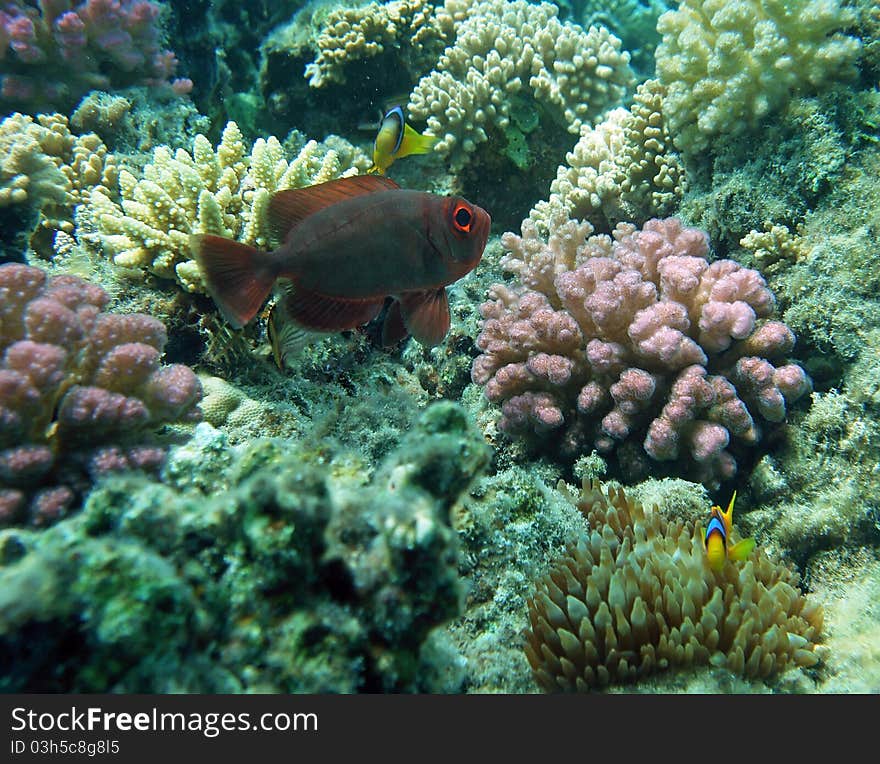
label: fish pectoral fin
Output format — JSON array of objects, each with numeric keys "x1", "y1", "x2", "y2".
[
  {"x1": 399, "y1": 288, "x2": 450, "y2": 347},
  {"x1": 285, "y1": 283, "x2": 384, "y2": 332},
  {"x1": 381, "y1": 299, "x2": 409, "y2": 347},
  {"x1": 268, "y1": 176, "x2": 400, "y2": 242},
  {"x1": 728, "y1": 537, "x2": 756, "y2": 562}
]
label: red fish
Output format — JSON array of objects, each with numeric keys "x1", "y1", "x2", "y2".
[{"x1": 191, "y1": 175, "x2": 491, "y2": 347}]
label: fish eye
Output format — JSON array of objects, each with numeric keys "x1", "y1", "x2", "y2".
[{"x1": 452, "y1": 203, "x2": 473, "y2": 233}]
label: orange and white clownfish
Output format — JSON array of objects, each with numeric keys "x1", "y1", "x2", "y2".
[
  {"x1": 703, "y1": 491, "x2": 756, "y2": 573},
  {"x1": 367, "y1": 105, "x2": 437, "y2": 175}
]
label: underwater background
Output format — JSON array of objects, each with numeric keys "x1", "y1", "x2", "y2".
[{"x1": 0, "y1": 0, "x2": 878, "y2": 693}]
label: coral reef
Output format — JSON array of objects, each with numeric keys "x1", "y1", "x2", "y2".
[
  {"x1": 0, "y1": 0, "x2": 192, "y2": 113},
  {"x1": 472, "y1": 215, "x2": 811, "y2": 486},
  {"x1": 0, "y1": 263, "x2": 202, "y2": 527},
  {"x1": 656, "y1": 0, "x2": 861, "y2": 155},
  {"x1": 408, "y1": 0, "x2": 634, "y2": 172},
  {"x1": 571, "y1": 0, "x2": 670, "y2": 76},
  {"x1": 0, "y1": 112, "x2": 117, "y2": 258},
  {"x1": 525, "y1": 481, "x2": 825, "y2": 691},
  {"x1": 529, "y1": 79, "x2": 686, "y2": 235},
  {"x1": 0, "y1": 401, "x2": 489, "y2": 692},
  {"x1": 79, "y1": 121, "x2": 369, "y2": 292},
  {"x1": 304, "y1": 0, "x2": 453, "y2": 88}
]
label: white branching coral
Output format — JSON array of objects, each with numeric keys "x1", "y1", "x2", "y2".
[
  {"x1": 407, "y1": 0, "x2": 634, "y2": 170},
  {"x1": 656, "y1": 0, "x2": 861, "y2": 153},
  {"x1": 530, "y1": 80, "x2": 686, "y2": 234},
  {"x1": 79, "y1": 122, "x2": 369, "y2": 293}
]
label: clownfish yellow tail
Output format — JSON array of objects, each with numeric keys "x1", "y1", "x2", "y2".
[
  {"x1": 399, "y1": 123, "x2": 438, "y2": 157},
  {"x1": 728, "y1": 537, "x2": 756, "y2": 563},
  {"x1": 719, "y1": 489, "x2": 737, "y2": 530}
]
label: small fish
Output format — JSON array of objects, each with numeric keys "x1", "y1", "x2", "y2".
[
  {"x1": 265, "y1": 282, "x2": 330, "y2": 369},
  {"x1": 368, "y1": 105, "x2": 437, "y2": 175},
  {"x1": 703, "y1": 491, "x2": 756, "y2": 573},
  {"x1": 192, "y1": 175, "x2": 490, "y2": 348}
]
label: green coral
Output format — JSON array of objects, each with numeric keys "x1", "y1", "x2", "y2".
[{"x1": 0, "y1": 402, "x2": 489, "y2": 692}]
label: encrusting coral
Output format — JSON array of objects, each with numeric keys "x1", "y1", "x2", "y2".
[
  {"x1": 79, "y1": 121, "x2": 369, "y2": 293},
  {"x1": 0, "y1": 263, "x2": 202, "y2": 527},
  {"x1": 525, "y1": 481, "x2": 825, "y2": 691},
  {"x1": 407, "y1": 0, "x2": 634, "y2": 171},
  {"x1": 655, "y1": 0, "x2": 861, "y2": 154},
  {"x1": 471, "y1": 215, "x2": 811, "y2": 486},
  {"x1": 530, "y1": 79, "x2": 686, "y2": 234}
]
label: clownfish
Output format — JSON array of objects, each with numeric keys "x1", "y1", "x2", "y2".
[
  {"x1": 367, "y1": 105, "x2": 437, "y2": 175},
  {"x1": 703, "y1": 491, "x2": 756, "y2": 573}
]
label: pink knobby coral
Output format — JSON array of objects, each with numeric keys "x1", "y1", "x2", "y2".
[
  {"x1": 0, "y1": 0, "x2": 191, "y2": 111},
  {"x1": 0, "y1": 263, "x2": 202, "y2": 525},
  {"x1": 472, "y1": 216, "x2": 810, "y2": 486}
]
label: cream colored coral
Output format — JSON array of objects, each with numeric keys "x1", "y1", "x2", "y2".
[
  {"x1": 80, "y1": 123, "x2": 369, "y2": 293},
  {"x1": 740, "y1": 222, "x2": 811, "y2": 276},
  {"x1": 0, "y1": 112, "x2": 117, "y2": 255},
  {"x1": 0, "y1": 113, "x2": 115, "y2": 213},
  {"x1": 656, "y1": 0, "x2": 860, "y2": 153},
  {"x1": 408, "y1": 0, "x2": 634, "y2": 170},
  {"x1": 526, "y1": 481, "x2": 826, "y2": 691},
  {"x1": 305, "y1": 0, "x2": 453, "y2": 87},
  {"x1": 530, "y1": 80, "x2": 686, "y2": 234}
]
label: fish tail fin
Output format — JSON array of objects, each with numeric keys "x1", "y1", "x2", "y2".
[
  {"x1": 400, "y1": 124, "x2": 438, "y2": 157},
  {"x1": 190, "y1": 234, "x2": 277, "y2": 328},
  {"x1": 728, "y1": 537, "x2": 756, "y2": 563}
]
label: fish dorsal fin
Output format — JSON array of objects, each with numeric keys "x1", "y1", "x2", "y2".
[
  {"x1": 398, "y1": 288, "x2": 450, "y2": 347},
  {"x1": 268, "y1": 175, "x2": 400, "y2": 242}
]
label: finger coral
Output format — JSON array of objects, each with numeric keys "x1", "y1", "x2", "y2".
[
  {"x1": 79, "y1": 122, "x2": 369, "y2": 293},
  {"x1": 0, "y1": 111, "x2": 117, "y2": 255},
  {"x1": 530, "y1": 79, "x2": 686, "y2": 235},
  {"x1": 0, "y1": 263, "x2": 202, "y2": 527},
  {"x1": 471, "y1": 215, "x2": 811, "y2": 486},
  {"x1": 525, "y1": 481, "x2": 825, "y2": 691},
  {"x1": 304, "y1": 0, "x2": 453, "y2": 88},
  {"x1": 407, "y1": 0, "x2": 634, "y2": 171},
  {"x1": 656, "y1": 0, "x2": 860, "y2": 155},
  {"x1": 0, "y1": 0, "x2": 191, "y2": 113}
]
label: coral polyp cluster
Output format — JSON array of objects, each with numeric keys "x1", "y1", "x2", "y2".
[
  {"x1": 0, "y1": 263, "x2": 202, "y2": 526},
  {"x1": 525, "y1": 481, "x2": 825, "y2": 691},
  {"x1": 472, "y1": 215, "x2": 811, "y2": 485}
]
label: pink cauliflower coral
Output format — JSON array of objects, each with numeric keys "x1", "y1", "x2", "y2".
[
  {"x1": 472, "y1": 217, "x2": 810, "y2": 487},
  {"x1": 0, "y1": 263, "x2": 202, "y2": 526},
  {"x1": 0, "y1": 0, "x2": 191, "y2": 112}
]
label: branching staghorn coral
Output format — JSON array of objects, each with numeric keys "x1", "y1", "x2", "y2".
[
  {"x1": 525, "y1": 481, "x2": 825, "y2": 691},
  {"x1": 656, "y1": 0, "x2": 861, "y2": 154},
  {"x1": 407, "y1": 0, "x2": 634, "y2": 171},
  {"x1": 530, "y1": 79, "x2": 686, "y2": 235},
  {"x1": 79, "y1": 122, "x2": 369, "y2": 293},
  {"x1": 304, "y1": 0, "x2": 454, "y2": 87}
]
